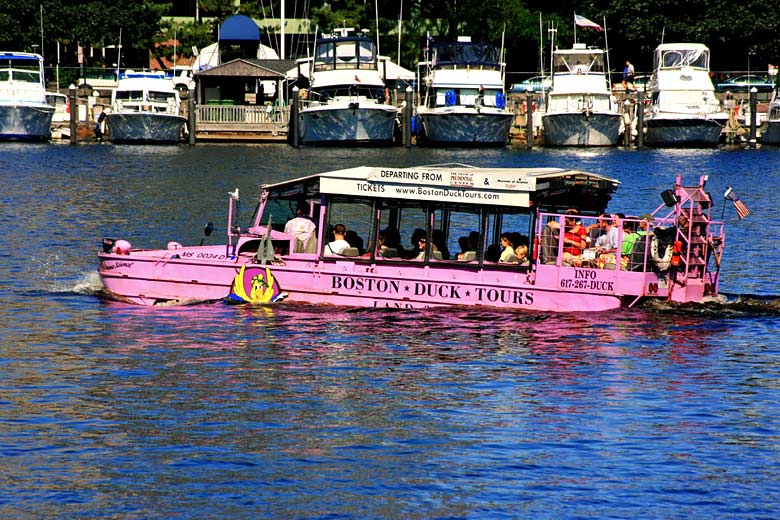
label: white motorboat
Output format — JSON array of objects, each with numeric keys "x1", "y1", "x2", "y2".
[
  {"x1": 296, "y1": 29, "x2": 398, "y2": 145},
  {"x1": 760, "y1": 80, "x2": 780, "y2": 145},
  {"x1": 541, "y1": 43, "x2": 622, "y2": 146},
  {"x1": 105, "y1": 71, "x2": 187, "y2": 144},
  {"x1": 644, "y1": 43, "x2": 728, "y2": 147},
  {"x1": 0, "y1": 52, "x2": 54, "y2": 141},
  {"x1": 415, "y1": 36, "x2": 513, "y2": 146}
]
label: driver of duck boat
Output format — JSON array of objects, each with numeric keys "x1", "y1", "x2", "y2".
[{"x1": 324, "y1": 224, "x2": 351, "y2": 256}]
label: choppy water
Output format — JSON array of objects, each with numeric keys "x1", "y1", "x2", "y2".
[{"x1": 1, "y1": 142, "x2": 779, "y2": 518}]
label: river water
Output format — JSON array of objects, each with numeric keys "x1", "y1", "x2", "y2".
[{"x1": 1, "y1": 142, "x2": 779, "y2": 518}]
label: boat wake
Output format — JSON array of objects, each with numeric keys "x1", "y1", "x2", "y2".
[{"x1": 641, "y1": 293, "x2": 780, "y2": 317}]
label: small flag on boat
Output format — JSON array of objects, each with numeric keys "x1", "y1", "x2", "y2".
[
  {"x1": 355, "y1": 75, "x2": 361, "y2": 83},
  {"x1": 724, "y1": 187, "x2": 750, "y2": 219},
  {"x1": 574, "y1": 14, "x2": 603, "y2": 31}
]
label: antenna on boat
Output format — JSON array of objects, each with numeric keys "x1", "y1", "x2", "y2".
[
  {"x1": 538, "y1": 13, "x2": 544, "y2": 80},
  {"x1": 115, "y1": 28, "x2": 122, "y2": 80},
  {"x1": 603, "y1": 16, "x2": 612, "y2": 92},
  {"x1": 374, "y1": 0, "x2": 380, "y2": 55}
]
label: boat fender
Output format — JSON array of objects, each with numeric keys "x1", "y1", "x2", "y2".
[
  {"x1": 496, "y1": 91, "x2": 506, "y2": 109},
  {"x1": 520, "y1": 100, "x2": 537, "y2": 114},
  {"x1": 113, "y1": 239, "x2": 132, "y2": 255},
  {"x1": 650, "y1": 235, "x2": 673, "y2": 271},
  {"x1": 445, "y1": 90, "x2": 456, "y2": 107},
  {"x1": 670, "y1": 240, "x2": 683, "y2": 267}
]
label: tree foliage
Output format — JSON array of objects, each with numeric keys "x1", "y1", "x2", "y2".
[{"x1": 1, "y1": 0, "x2": 778, "y2": 76}]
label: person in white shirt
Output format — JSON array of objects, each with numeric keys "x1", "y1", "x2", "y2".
[
  {"x1": 324, "y1": 224, "x2": 350, "y2": 256},
  {"x1": 284, "y1": 205, "x2": 317, "y2": 253},
  {"x1": 589, "y1": 213, "x2": 619, "y2": 253}
]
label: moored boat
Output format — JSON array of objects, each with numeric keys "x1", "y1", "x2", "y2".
[
  {"x1": 105, "y1": 70, "x2": 187, "y2": 144},
  {"x1": 644, "y1": 43, "x2": 728, "y2": 147},
  {"x1": 296, "y1": 29, "x2": 398, "y2": 145},
  {"x1": 760, "y1": 81, "x2": 780, "y2": 145},
  {"x1": 98, "y1": 164, "x2": 725, "y2": 312},
  {"x1": 0, "y1": 52, "x2": 54, "y2": 141},
  {"x1": 416, "y1": 36, "x2": 514, "y2": 146},
  {"x1": 541, "y1": 43, "x2": 622, "y2": 147}
]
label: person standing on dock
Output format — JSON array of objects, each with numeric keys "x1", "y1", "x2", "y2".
[{"x1": 623, "y1": 61, "x2": 635, "y2": 91}]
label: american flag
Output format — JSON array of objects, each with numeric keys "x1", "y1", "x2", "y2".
[
  {"x1": 724, "y1": 187, "x2": 751, "y2": 219},
  {"x1": 575, "y1": 14, "x2": 603, "y2": 31}
]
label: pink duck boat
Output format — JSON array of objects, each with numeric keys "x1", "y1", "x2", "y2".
[{"x1": 98, "y1": 164, "x2": 725, "y2": 311}]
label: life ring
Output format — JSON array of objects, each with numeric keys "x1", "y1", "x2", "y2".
[
  {"x1": 520, "y1": 101, "x2": 536, "y2": 114},
  {"x1": 650, "y1": 235, "x2": 673, "y2": 270}
]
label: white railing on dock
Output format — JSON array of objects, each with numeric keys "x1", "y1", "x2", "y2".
[{"x1": 197, "y1": 104, "x2": 290, "y2": 125}]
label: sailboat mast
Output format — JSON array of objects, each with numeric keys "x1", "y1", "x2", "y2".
[{"x1": 281, "y1": 0, "x2": 286, "y2": 59}]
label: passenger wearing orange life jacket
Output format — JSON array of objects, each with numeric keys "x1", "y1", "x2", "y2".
[{"x1": 671, "y1": 214, "x2": 689, "y2": 267}]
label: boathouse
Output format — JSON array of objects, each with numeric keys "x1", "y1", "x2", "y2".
[{"x1": 194, "y1": 58, "x2": 296, "y2": 140}]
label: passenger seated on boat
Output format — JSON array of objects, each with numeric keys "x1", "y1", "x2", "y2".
[
  {"x1": 324, "y1": 223, "x2": 351, "y2": 256},
  {"x1": 597, "y1": 218, "x2": 638, "y2": 270},
  {"x1": 415, "y1": 236, "x2": 439, "y2": 260},
  {"x1": 562, "y1": 209, "x2": 588, "y2": 267},
  {"x1": 284, "y1": 205, "x2": 317, "y2": 253},
  {"x1": 588, "y1": 213, "x2": 618, "y2": 254},
  {"x1": 514, "y1": 244, "x2": 530, "y2": 266},
  {"x1": 406, "y1": 228, "x2": 428, "y2": 259},
  {"x1": 377, "y1": 227, "x2": 403, "y2": 258},
  {"x1": 539, "y1": 220, "x2": 560, "y2": 265},
  {"x1": 456, "y1": 231, "x2": 480, "y2": 261},
  {"x1": 345, "y1": 230, "x2": 365, "y2": 255},
  {"x1": 485, "y1": 243, "x2": 501, "y2": 262},
  {"x1": 431, "y1": 230, "x2": 451, "y2": 260},
  {"x1": 498, "y1": 232, "x2": 517, "y2": 262}
]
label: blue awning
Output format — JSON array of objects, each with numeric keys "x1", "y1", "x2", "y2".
[{"x1": 219, "y1": 15, "x2": 260, "y2": 42}]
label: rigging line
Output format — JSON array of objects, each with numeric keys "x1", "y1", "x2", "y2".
[
  {"x1": 266, "y1": 0, "x2": 278, "y2": 56},
  {"x1": 291, "y1": 0, "x2": 301, "y2": 58},
  {"x1": 297, "y1": 0, "x2": 311, "y2": 58}
]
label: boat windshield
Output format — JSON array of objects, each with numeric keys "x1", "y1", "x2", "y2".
[
  {"x1": 434, "y1": 43, "x2": 501, "y2": 68},
  {"x1": 553, "y1": 52, "x2": 604, "y2": 74},
  {"x1": 314, "y1": 37, "x2": 377, "y2": 71},
  {"x1": 148, "y1": 91, "x2": 175, "y2": 102},
  {"x1": 0, "y1": 60, "x2": 41, "y2": 83},
  {"x1": 116, "y1": 90, "x2": 145, "y2": 101},
  {"x1": 657, "y1": 49, "x2": 709, "y2": 70}
]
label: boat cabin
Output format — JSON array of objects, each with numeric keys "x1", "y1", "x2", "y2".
[
  {"x1": 112, "y1": 71, "x2": 180, "y2": 114},
  {"x1": 552, "y1": 45, "x2": 606, "y2": 76},
  {"x1": 313, "y1": 31, "x2": 379, "y2": 72},
  {"x1": 247, "y1": 165, "x2": 618, "y2": 268},
  {"x1": 419, "y1": 37, "x2": 507, "y2": 111}
]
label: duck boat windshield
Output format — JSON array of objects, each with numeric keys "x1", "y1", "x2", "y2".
[{"x1": 98, "y1": 164, "x2": 726, "y2": 312}]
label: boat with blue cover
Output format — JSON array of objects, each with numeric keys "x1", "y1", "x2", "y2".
[{"x1": 415, "y1": 37, "x2": 514, "y2": 146}]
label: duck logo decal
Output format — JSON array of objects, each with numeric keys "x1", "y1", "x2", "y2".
[{"x1": 226, "y1": 266, "x2": 285, "y2": 304}]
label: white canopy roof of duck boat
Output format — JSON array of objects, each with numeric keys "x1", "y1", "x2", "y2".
[{"x1": 262, "y1": 165, "x2": 620, "y2": 211}]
